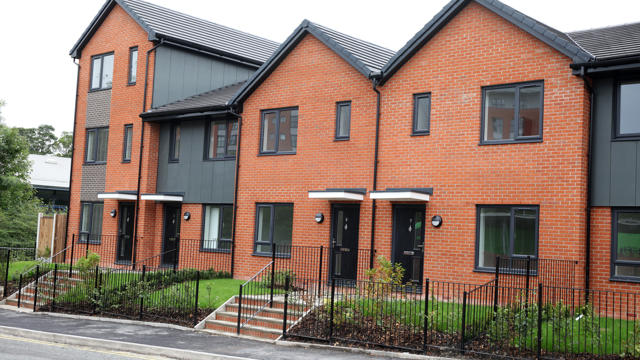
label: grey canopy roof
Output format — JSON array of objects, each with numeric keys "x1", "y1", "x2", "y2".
[
  {"x1": 568, "y1": 22, "x2": 640, "y2": 61},
  {"x1": 70, "y1": 0, "x2": 279, "y2": 65}
]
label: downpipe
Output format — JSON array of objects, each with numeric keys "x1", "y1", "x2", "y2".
[
  {"x1": 370, "y1": 74, "x2": 382, "y2": 268},
  {"x1": 578, "y1": 66, "x2": 594, "y2": 296}
]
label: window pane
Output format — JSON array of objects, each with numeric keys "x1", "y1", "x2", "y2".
[
  {"x1": 208, "y1": 122, "x2": 226, "y2": 159},
  {"x1": 171, "y1": 125, "x2": 180, "y2": 159},
  {"x1": 337, "y1": 103, "x2": 350, "y2": 138},
  {"x1": 261, "y1": 112, "x2": 277, "y2": 152},
  {"x1": 80, "y1": 204, "x2": 91, "y2": 233},
  {"x1": 256, "y1": 206, "x2": 272, "y2": 253},
  {"x1": 86, "y1": 131, "x2": 96, "y2": 162},
  {"x1": 91, "y1": 203, "x2": 103, "y2": 242},
  {"x1": 226, "y1": 121, "x2": 238, "y2": 157},
  {"x1": 273, "y1": 205, "x2": 293, "y2": 253},
  {"x1": 484, "y1": 88, "x2": 516, "y2": 141},
  {"x1": 619, "y1": 82, "x2": 640, "y2": 135},
  {"x1": 478, "y1": 207, "x2": 510, "y2": 268},
  {"x1": 101, "y1": 54, "x2": 114, "y2": 89},
  {"x1": 616, "y1": 212, "x2": 640, "y2": 265},
  {"x1": 203, "y1": 206, "x2": 220, "y2": 249},
  {"x1": 97, "y1": 128, "x2": 108, "y2": 162},
  {"x1": 91, "y1": 57, "x2": 102, "y2": 89},
  {"x1": 518, "y1": 86, "x2": 541, "y2": 137},
  {"x1": 415, "y1": 95, "x2": 430, "y2": 132},
  {"x1": 278, "y1": 110, "x2": 297, "y2": 152},
  {"x1": 221, "y1": 206, "x2": 233, "y2": 240},
  {"x1": 124, "y1": 126, "x2": 132, "y2": 161},
  {"x1": 513, "y1": 208, "x2": 537, "y2": 256},
  {"x1": 129, "y1": 49, "x2": 138, "y2": 83}
]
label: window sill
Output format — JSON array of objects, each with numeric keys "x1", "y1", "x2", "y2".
[
  {"x1": 114, "y1": 260, "x2": 132, "y2": 265},
  {"x1": 89, "y1": 88, "x2": 112, "y2": 93},
  {"x1": 479, "y1": 138, "x2": 543, "y2": 146},
  {"x1": 609, "y1": 276, "x2": 640, "y2": 284},
  {"x1": 168, "y1": 159, "x2": 179, "y2": 163},
  {"x1": 127, "y1": 82, "x2": 136, "y2": 87},
  {"x1": 411, "y1": 131, "x2": 430, "y2": 137},
  {"x1": 122, "y1": 160, "x2": 131, "y2": 164},
  {"x1": 77, "y1": 240, "x2": 101, "y2": 245},
  {"x1": 83, "y1": 162, "x2": 107, "y2": 166},
  {"x1": 612, "y1": 136, "x2": 640, "y2": 142},
  {"x1": 252, "y1": 252, "x2": 292, "y2": 259},
  {"x1": 257, "y1": 152, "x2": 296, "y2": 157},
  {"x1": 473, "y1": 267, "x2": 539, "y2": 276},
  {"x1": 199, "y1": 248, "x2": 231, "y2": 254},
  {"x1": 334, "y1": 137, "x2": 350, "y2": 142},
  {"x1": 203, "y1": 157, "x2": 235, "y2": 162}
]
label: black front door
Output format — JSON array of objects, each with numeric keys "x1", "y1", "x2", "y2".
[
  {"x1": 162, "y1": 204, "x2": 181, "y2": 266},
  {"x1": 392, "y1": 205, "x2": 425, "y2": 285},
  {"x1": 330, "y1": 204, "x2": 360, "y2": 281},
  {"x1": 116, "y1": 203, "x2": 135, "y2": 263}
]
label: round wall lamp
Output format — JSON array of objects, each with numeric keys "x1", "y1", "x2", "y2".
[
  {"x1": 183, "y1": 212, "x2": 191, "y2": 221},
  {"x1": 315, "y1": 213, "x2": 324, "y2": 224},
  {"x1": 110, "y1": 209, "x2": 117, "y2": 218},
  {"x1": 431, "y1": 215, "x2": 443, "y2": 228}
]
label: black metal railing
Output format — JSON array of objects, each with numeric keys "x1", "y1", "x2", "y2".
[
  {"x1": 236, "y1": 260, "x2": 274, "y2": 333},
  {"x1": 494, "y1": 255, "x2": 579, "y2": 290}
]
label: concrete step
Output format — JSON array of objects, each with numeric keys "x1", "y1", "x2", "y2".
[
  {"x1": 4, "y1": 298, "x2": 43, "y2": 310},
  {"x1": 235, "y1": 296, "x2": 308, "y2": 311},
  {"x1": 204, "y1": 319, "x2": 281, "y2": 340},
  {"x1": 224, "y1": 303, "x2": 302, "y2": 320},
  {"x1": 215, "y1": 311, "x2": 285, "y2": 330}
]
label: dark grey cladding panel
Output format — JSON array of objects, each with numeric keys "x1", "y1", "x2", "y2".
[
  {"x1": 610, "y1": 142, "x2": 637, "y2": 206},
  {"x1": 86, "y1": 90, "x2": 111, "y2": 127},
  {"x1": 80, "y1": 164, "x2": 106, "y2": 201},
  {"x1": 152, "y1": 46, "x2": 254, "y2": 108},
  {"x1": 156, "y1": 119, "x2": 235, "y2": 203}
]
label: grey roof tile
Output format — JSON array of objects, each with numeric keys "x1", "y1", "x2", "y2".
[
  {"x1": 568, "y1": 22, "x2": 640, "y2": 61},
  {"x1": 143, "y1": 81, "x2": 245, "y2": 117}
]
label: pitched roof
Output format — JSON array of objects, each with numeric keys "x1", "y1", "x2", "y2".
[
  {"x1": 381, "y1": 0, "x2": 594, "y2": 84},
  {"x1": 28, "y1": 155, "x2": 71, "y2": 190},
  {"x1": 568, "y1": 22, "x2": 640, "y2": 61},
  {"x1": 141, "y1": 82, "x2": 245, "y2": 119},
  {"x1": 70, "y1": 0, "x2": 279, "y2": 65},
  {"x1": 229, "y1": 20, "x2": 395, "y2": 106}
]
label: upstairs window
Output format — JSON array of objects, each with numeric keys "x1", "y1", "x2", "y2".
[
  {"x1": 612, "y1": 209, "x2": 640, "y2": 281},
  {"x1": 85, "y1": 127, "x2": 108, "y2": 163},
  {"x1": 413, "y1": 93, "x2": 431, "y2": 135},
  {"x1": 616, "y1": 81, "x2": 640, "y2": 138},
  {"x1": 481, "y1": 81, "x2": 543, "y2": 144},
  {"x1": 335, "y1": 101, "x2": 351, "y2": 140},
  {"x1": 90, "y1": 53, "x2": 114, "y2": 90},
  {"x1": 122, "y1": 124, "x2": 133, "y2": 162},
  {"x1": 205, "y1": 119, "x2": 238, "y2": 159},
  {"x1": 128, "y1": 47, "x2": 138, "y2": 85},
  {"x1": 80, "y1": 202, "x2": 103, "y2": 244},
  {"x1": 202, "y1": 204, "x2": 233, "y2": 252},
  {"x1": 260, "y1": 108, "x2": 298, "y2": 154},
  {"x1": 169, "y1": 124, "x2": 180, "y2": 162}
]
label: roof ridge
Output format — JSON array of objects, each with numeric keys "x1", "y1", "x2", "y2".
[{"x1": 121, "y1": 0, "x2": 279, "y2": 46}]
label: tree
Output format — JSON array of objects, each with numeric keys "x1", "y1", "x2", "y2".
[
  {"x1": 0, "y1": 99, "x2": 5, "y2": 125},
  {"x1": 55, "y1": 131, "x2": 73, "y2": 157},
  {"x1": 16, "y1": 124, "x2": 58, "y2": 155}
]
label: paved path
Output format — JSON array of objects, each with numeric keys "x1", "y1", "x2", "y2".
[{"x1": 0, "y1": 309, "x2": 404, "y2": 360}]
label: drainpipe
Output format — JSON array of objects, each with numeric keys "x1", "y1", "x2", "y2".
[
  {"x1": 578, "y1": 66, "x2": 595, "y2": 295},
  {"x1": 132, "y1": 40, "x2": 163, "y2": 267},
  {"x1": 228, "y1": 107, "x2": 242, "y2": 278},
  {"x1": 64, "y1": 59, "x2": 81, "y2": 253},
  {"x1": 370, "y1": 72, "x2": 382, "y2": 268}
]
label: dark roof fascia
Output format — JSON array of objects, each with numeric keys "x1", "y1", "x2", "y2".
[
  {"x1": 311, "y1": 188, "x2": 368, "y2": 194},
  {"x1": 141, "y1": 107, "x2": 233, "y2": 122},
  {"x1": 380, "y1": 0, "x2": 594, "y2": 85},
  {"x1": 33, "y1": 185, "x2": 70, "y2": 192},
  {"x1": 229, "y1": 20, "x2": 376, "y2": 107},
  {"x1": 382, "y1": 187, "x2": 434, "y2": 195},
  {"x1": 571, "y1": 55, "x2": 640, "y2": 72}
]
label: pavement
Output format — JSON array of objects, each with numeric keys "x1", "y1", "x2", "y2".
[{"x1": 0, "y1": 308, "x2": 439, "y2": 360}]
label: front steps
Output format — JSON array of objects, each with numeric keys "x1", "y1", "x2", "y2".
[
  {"x1": 3, "y1": 270, "x2": 79, "y2": 311},
  {"x1": 204, "y1": 295, "x2": 310, "y2": 340}
]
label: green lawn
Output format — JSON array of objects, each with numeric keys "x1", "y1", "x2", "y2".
[{"x1": 196, "y1": 278, "x2": 244, "y2": 309}]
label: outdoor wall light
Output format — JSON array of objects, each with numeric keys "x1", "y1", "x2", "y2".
[
  {"x1": 110, "y1": 209, "x2": 117, "y2": 218},
  {"x1": 183, "y1": 212, "x2": 191, "y2": 221},
  {"x1": 431, "y1": 215, "x2": 443, "y2": 228},
  {"x1": 315, "y1": 213, "x2": 324, "y2": 224}
]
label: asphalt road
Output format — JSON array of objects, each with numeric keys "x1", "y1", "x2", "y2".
[{"x1": 0, "y1": 333, "x2": 172, "y2": 360}]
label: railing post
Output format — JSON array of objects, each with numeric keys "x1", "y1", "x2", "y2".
[
  {"x1": 460, "y1": 291, "x2": 467, "y2": 352},
  {"x1": 193, "y1": 271, "x2": 200, "y2": 327},
  {"x1": 270, "y1": 245, "x2": 276, "y2": 308},
  {"x1": 33, "y1": 266, "x2": 40, "y2": 312},
  {"x1": 69, "y1": 234, "x2": 75, "y2": 277},
  {"x1": 282, "y1": 275, "x2": 290, "y2": 338},
  {"x1": 92, "y1": 265, "x2": 99, "y2": 314},
  {"x1": 85, "y1": 234, "x2": 90, "y2": 257},
  {"x1": 17, "y1": 274, "x2": 22, "y2": 308},
  {"x1": 51, "y1": 264, "x2": 58, "y2": 312},
  {"x1": 494, "y1": 256, "x2": 500, "y2": 314},
  {"x1": 317, "y1": 246, "x2": 324, "y2": 298},
  {"x1": 329, "y1": 277, "x2": 336, "y2": 341},
  {"x1": 423, "y1": 279, "x2": 429, "y2": 353},
  {"x1": 139, "y1": 265, "x2": 146, "y2": 321},
  {"x1": 525, "y1": 256, "x2": 531, "y2": 309},
  {"x1": 537, "y1": 283, "x2": 543, "y2": 359},
  {"x1": 173, "y1": 247, "x2": 178, "y2": 273},
  {"x1": 3, "y1": 249, "x2": 10, "y2": 298},
  {"x1": 236, "y1": 285, "x2": 243, "y2": 335}
]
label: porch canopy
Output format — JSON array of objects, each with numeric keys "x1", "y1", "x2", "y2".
[
  {"x1": 308, "y1": 188, "x2": 366, "y2": 201},
  {"x1": 369, "y1": 188, "x2": 432, "y2": 202},
  {"x1": 140, "y1": 193, "x2": 183, "y2": 202},
  {"x1": 97, "y1": 191, "x2": 138, "y2": 201}
]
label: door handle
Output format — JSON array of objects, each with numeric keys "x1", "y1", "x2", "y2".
[
  {"x1": 403, "y1": 250, "x2": 415, "y2": 256},
  {"x1": 340, "y1": 247, "x2": 351, "y2": 252}
]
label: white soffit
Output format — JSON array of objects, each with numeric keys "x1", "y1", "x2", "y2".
[
  {"x1": 308, "y1": 191, "x2": 364, "y2": 201},
  {"x1": 97, "y1": 193, "x2": 137, "y2": 200},
  {"x1": 140, "y1": 194, "x2": 183, "y2": 202},
  {"x1": 369, "y1": 191, "x2": 430, "y2": 202}
]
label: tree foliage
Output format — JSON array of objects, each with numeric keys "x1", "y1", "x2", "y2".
[
  {"x1": 16, "y1": 124, "x2": 58, "y2": 155},
  {"x1": 55, "y1": 131, "x2": 73, "y2": 157}
]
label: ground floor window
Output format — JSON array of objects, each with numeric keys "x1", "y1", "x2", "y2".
[
  {"x1": 254, "y1": 203, "x2": 293, "y2": 256},
  {"x1": 79, "y1": 202, "x2": 103, "y2": 244},
  {"x1": 612, "y1": 209, "x2": 640, "y2": 281},
  {"x1": 202, "y1": 204, "x2": 233, "y2": 252},
  {"x1": 476, "y1": 205, "x2": 538, "y2": 271}
]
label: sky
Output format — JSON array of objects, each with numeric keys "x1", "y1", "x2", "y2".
[{"x1": 0, "y1": 0, "x2": 639, "y2": 135}]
